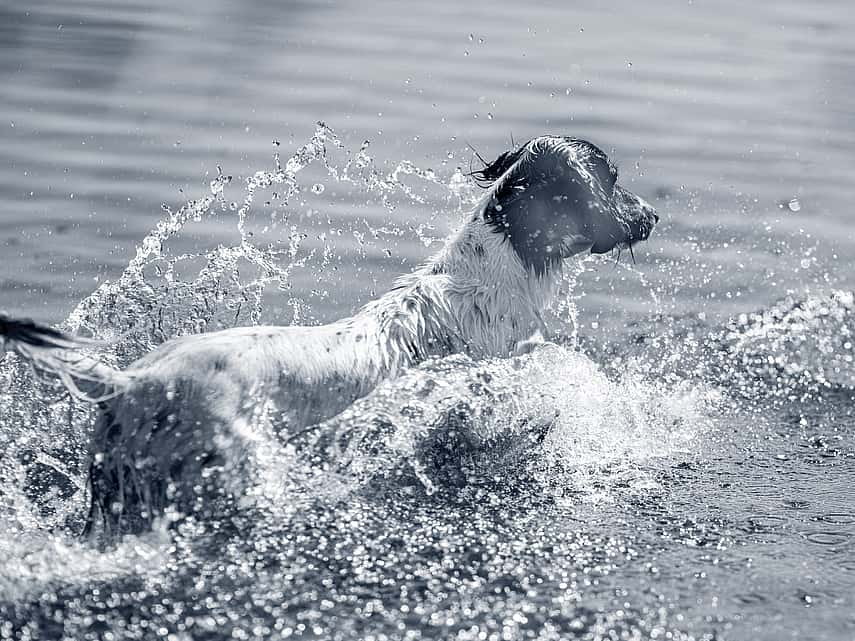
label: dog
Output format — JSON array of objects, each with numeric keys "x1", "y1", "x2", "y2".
[{"x1": 0, "y1": 135, "x2": 657, "y2": 532}]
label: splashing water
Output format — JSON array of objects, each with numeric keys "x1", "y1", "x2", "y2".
[
  {"x1": 275, "y1": 344, "x2": 718, "y2": 503},
  {"x1": 64, "y1": 123, "x2": 481, "y2": 353},
  {"x1": 0, "y1": 123, "x2": 722, "y2": 534},
  {"x1": 0, "y1": 123, "x2": 486, "y2": 531}
]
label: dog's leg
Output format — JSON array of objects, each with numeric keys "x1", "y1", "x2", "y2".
[{"x1": 514, "y1": 308, "x2": 552, "y2": 355}]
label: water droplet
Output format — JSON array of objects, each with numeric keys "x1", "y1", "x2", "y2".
[{"x1": 487, "y1": 113, "x2": 493, "y2": 120}]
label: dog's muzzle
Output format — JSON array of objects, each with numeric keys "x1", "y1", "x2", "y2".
[
  {"x1": 617, "y1": 187, "x2": 658, "y2": 245},
  {"x1": 632, "y1": 198, "x2": 658, "y2": 242}
]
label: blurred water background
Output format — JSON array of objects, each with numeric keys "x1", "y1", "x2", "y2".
[{"x1": 1, "y1": 1, "x2": 854, "y2": 640}]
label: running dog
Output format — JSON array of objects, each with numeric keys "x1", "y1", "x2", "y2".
[{"x1": 1, "y1": 136, "x2": 657, "y2": 532}]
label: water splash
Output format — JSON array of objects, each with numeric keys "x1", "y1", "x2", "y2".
[
  {"x1": 600, "y1": 289, "x2": 855, "y2": 408},
  {"x1": 0, "y1": 524, "x2": 171, "y2": 601},
  {"x1": 553, "y1": 255, "x2": 594, "y2": 347},
  {"x1": 64, "y1": 122, "x2": 482, "y2": 357},
  {"x1": 0, "y1": 123, "x2": 483, "y2": 534},
  {"x1": 725, "y1": 289, "x2": 855, "y2": 390},
  {"x1": 277, "y1": 344, "x2": 718, "y2": 504}
]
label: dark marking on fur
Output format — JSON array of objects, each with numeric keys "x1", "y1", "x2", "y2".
[{"x1": 212, "y1": 356, "x2": 229, "y2": 372}]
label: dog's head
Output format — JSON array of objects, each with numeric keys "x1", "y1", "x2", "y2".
[{"x1": 473, "y1": 136, "x2": 658, "y2": 274}]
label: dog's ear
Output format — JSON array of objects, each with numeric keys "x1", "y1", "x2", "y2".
[
  {"x1": 573, "y1": 139, "x2": 618, "y2": 196},
  {"x1": 479, "y1": 140, "x2": 601, "y2": 274},
  {"x1": 591, "y1": 159, "x2": 617, "y2": 195},
  {"x1": 480, "y1": 138, "x2": 592, "y2": 230}
]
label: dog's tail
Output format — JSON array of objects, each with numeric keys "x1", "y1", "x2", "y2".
[{"x1": 0, "y1": 313, "x2": 129, "y2": 403}]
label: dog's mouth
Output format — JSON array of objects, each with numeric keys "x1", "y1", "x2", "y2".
[{"x1": 589, "y1": 186, "x2": 659, "y2": 255}]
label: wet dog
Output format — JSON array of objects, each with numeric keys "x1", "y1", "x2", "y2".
[{"x1": 1, "y1": 136, "x2": 657, "y2": 532}]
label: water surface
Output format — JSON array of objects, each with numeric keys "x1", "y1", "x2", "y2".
[{"x1": 1, "y1": 1, "x2": 854, "y2": 640}]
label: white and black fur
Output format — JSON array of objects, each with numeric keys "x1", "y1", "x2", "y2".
[{"x1": 1, "y1": 136, "x2": 657, "y2": 532}]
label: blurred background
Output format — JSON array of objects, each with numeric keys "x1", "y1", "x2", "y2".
[{"x1": 1, "y1": 0, "x2": 853, "y2": 327}]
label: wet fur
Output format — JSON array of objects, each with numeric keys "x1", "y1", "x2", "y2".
[{"x1": 1, "y1": 136, "x2": 656, "y2": 533}]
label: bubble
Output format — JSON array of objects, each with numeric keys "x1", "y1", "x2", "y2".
[
  {"x1": 788, "y1": 198, "x2": 801, "y2": 212},
  {"x1": 311, "y1": 183, "x2": 325, "y2": 194}
]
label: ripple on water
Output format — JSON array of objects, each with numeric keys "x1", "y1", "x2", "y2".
[
  {"x1": 737, "y1": 514, "x2": 791, "y2": 544},
  {"x1": 743, "y1": 514, "x2": 788, "y2": 532},
  {"x1": 802, "y1": 530, "x2": 851, "y2": 547},
  {"x1": 813, "y1": 512, "x2": 855, "y2": 525},
  {"x1": 732, "y1": 592, "x2": 769, "y2": 606}
]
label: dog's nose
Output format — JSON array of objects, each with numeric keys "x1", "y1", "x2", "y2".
[{"x1": 642, "y1": 202, "x2": 658, "y2": 223}]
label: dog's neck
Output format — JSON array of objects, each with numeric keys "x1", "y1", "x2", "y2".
[
  {"x1": 356, "y1": 214, "x2": 562, "y2": 373},
  {"x1": 427, "y1": 216, "x2": 560, "y2": 319}
]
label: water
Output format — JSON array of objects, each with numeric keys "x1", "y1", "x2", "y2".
[{"x1": 2, "y1": 1, "x2": 855, "y2": 639}]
